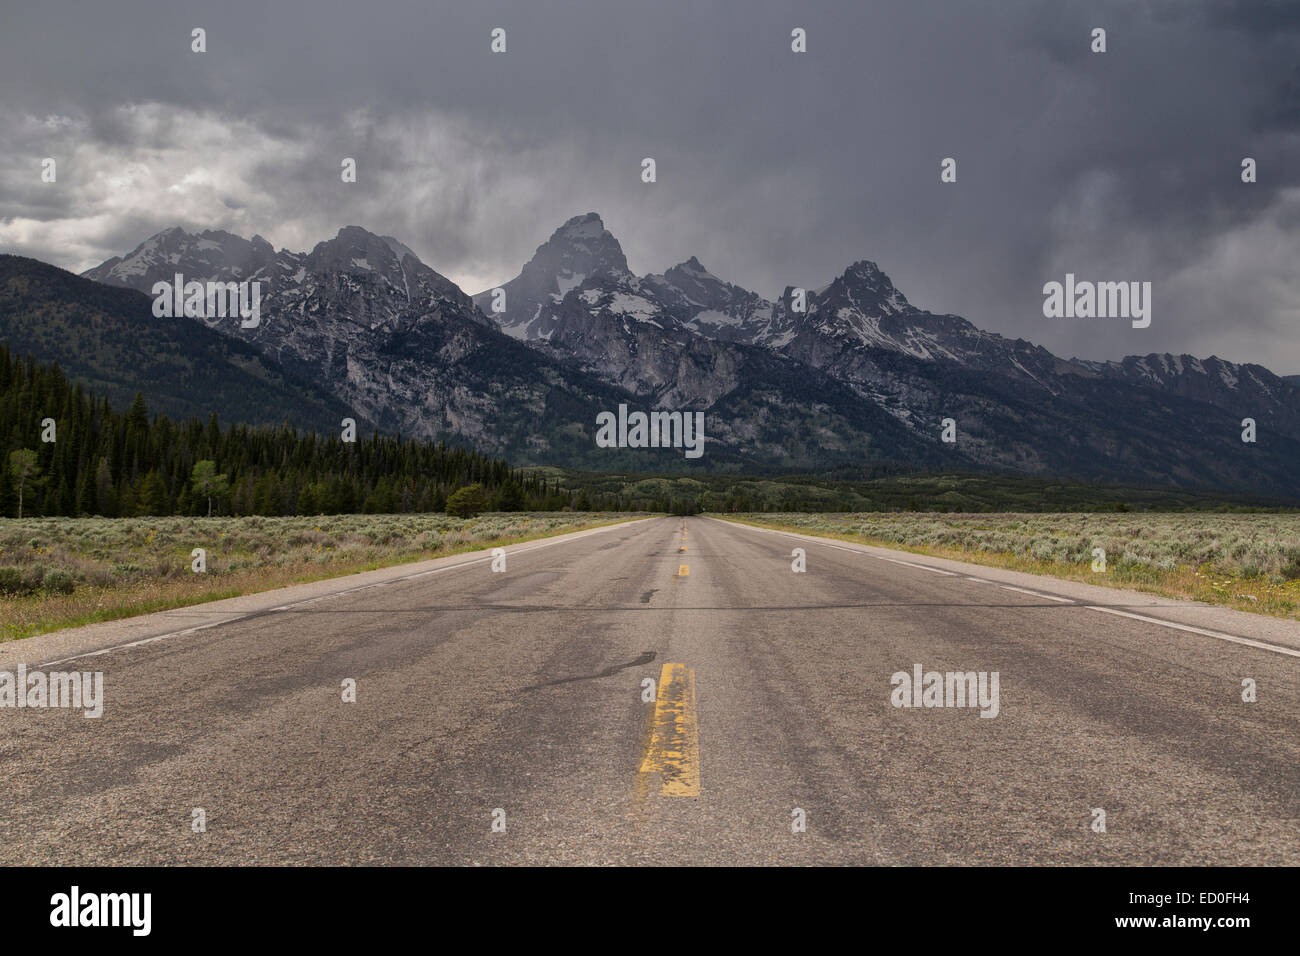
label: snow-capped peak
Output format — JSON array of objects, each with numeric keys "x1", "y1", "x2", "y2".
[{"x1": 475, "y1": 212, "x2": 633, "y2": 318}]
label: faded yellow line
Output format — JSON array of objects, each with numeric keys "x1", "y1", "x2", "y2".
[{"x1": 638, "y1": 662, "x2": 700, "y2": 797}]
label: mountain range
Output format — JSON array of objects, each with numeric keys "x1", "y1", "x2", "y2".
[{"x1": 0, "y1": 213, "x2": 1295, "y2": 494}]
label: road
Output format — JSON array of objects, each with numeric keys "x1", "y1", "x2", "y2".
[{"x1": 1, "y1": 515, "x2": 1297, "y2": 865}]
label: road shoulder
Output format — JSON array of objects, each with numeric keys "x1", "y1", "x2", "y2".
[
  {"x1": 715, "y1": 515, "x2": 1300, "y2": 655},
  {"x1": 0, "y1": 517, "x2": 652, "y2": 669}
]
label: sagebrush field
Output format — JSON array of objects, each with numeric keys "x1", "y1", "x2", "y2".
[
  {"x1": 726, "y1": 512, "x2": 1300, "y2": 619},
  {"x1": 0, "y1": 512, "x2": 641, "y2": 640}
]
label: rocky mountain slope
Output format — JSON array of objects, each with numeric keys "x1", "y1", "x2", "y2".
[
  {"x1": 0, "y1": 254, "x2": 350, "y2": 432},
  {"x1": 68, "y1": 216, "x2": 1300, "y2": 493},
  {"x1": 472, "y1": 214, "x2": 1300, "y2": 494},
  {"x1": 74, "y1": 226, "x2": 947, "y2": 471}
]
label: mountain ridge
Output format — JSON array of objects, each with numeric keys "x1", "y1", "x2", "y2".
[
  {"x1": 63, "y1": 217, "x2": 1300, "y2": 494},
  {"x1": 0, "y1": 254, "x2": 353, "y2": 432},
  {"x1": 69, "y1": 227, "x2": 957, "y2": 471}
]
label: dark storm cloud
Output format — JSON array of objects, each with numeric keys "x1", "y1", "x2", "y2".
[
  {"x1": 1, "y1": 0, "x2": 1297, "y2": 369},
  {"x1": 1204, "y1": 0, "x2": 1300, "y2": 34}
]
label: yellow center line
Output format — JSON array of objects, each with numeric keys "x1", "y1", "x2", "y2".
[
  {"x1": 638, "y1": 662, "x2": 700, "y2": 797},
  {"x1": 678, "y1": 564, "x2": 689, "y2": 576}
]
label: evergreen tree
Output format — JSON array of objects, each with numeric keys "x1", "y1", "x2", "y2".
[
  {"x1": 0, "y1": 457, "x2": 14, "y2": 518},
  {"x1": 94, "y1": 458, "x2": 117, "y2": 517},
  {"x1": 136, "y1": 471, "x2": 168, "y2": 515},
  {"x1": 496, "y1": 480, "x2": 526, "y2": 512},
  {"x1": 0, "y1": 351, "x2": 575, "y2": 518},
  {"x1": 76, "y1": 464, "x2": 96, "y2": 515},
  {"x1": 446, "y1": 483, "x2": 488, "y2": 518}
]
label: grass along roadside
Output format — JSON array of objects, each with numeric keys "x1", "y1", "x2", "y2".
[
  {"x1": 717, "y1": 512, "x2": 1300, "y2": 621},
  {"x1": 0, "y1": 512, "x2": 648, "y2": 642}
]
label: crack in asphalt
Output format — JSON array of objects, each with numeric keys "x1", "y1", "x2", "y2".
[{"x1": 522, "y1": 650, "x2": 658, "y2": 691}]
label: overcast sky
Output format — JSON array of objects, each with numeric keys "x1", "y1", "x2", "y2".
[{"x1": 2, "y1": 0, "x2": 1298, "y2": 370}]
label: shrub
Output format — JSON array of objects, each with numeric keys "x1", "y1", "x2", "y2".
[
  {"x1": 41, "y1": 568, "x2": 75, "y2": 595},
  {"x1": 1280, "y1": 548, "x2": 1300, "y2": 580},
  {"x1": 0, "y1": 567, "x2": 29, "y2": 595},
  {"x1": 0, "y1": 564, "x2": 60, "y2": 596}
]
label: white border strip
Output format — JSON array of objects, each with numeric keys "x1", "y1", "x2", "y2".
[
  {"x1": 1084, "y1": 605, "x2": 1300, "y2": 659},
  {"x1": 715, "y1": 517, "x2": 1300, "y2": 660},
  {"x1": 37, "y1": 519, "x2": 645, "y2": 668}
]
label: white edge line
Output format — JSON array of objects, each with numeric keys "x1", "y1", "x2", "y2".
[
  {"x1": 998, "y1": 584, "x2": 1074, "y2": 603},
  {"x1": 881, "y1": 557, "x2": 958, "y2": 576},
  {"x1": 1084, "y1": 606, "x2": 1300, "y2": 659},
  {"x1": 34, "y1": 519, "x2": 643, "y2": 668},
  {"x1": 715, "y1": 517, "x2": 1300, "y2": 660}
]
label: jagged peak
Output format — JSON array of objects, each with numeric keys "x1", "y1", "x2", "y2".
[
  {"x1": 823, "y1": 258, "x2": 913, "y2": 312},
  {"x1": 333, "y1": 224, "x2": 384, "y2": 242},
  {"x1": 553, "y1": 212, "x2": 606, "y2": 240},
  {"x1": 667, "y1": 255, "x2": 717, "y2": 279},
  {"x1": 838, "y1": 259, "x2": 899, "y2": 291},
  {"x1": 314, "y1": 226, "x2": 414, "y2": 263},
  {"x1": 543, "y1": 213, "x2": 622, "y2": 256},
  {"x1": 133, "y1": 225, "x2": 193, "y2": 247},
  {"x1": 518, "y1": 212, "x2": 630, "y2": 283}
]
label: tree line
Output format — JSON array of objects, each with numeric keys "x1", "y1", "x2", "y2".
[{"x1": 0, "y1": 346, "x2": 582, "y2": 517}]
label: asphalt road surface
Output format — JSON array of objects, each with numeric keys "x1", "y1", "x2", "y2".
[{"x1": 2, "y1": 515, "x2": 1297, "y2": 865}]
